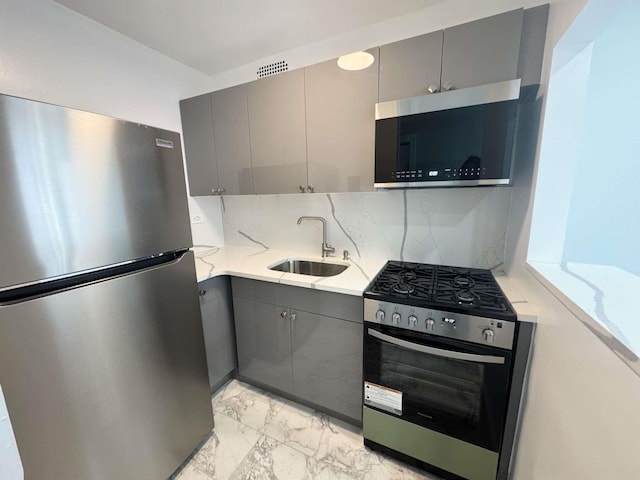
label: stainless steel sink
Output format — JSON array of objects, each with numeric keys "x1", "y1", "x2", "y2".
[{"x1": 269, "y1": 259, "x2": 348, "y2": 277}]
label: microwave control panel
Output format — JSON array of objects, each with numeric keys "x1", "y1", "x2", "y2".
[{"x1": 391, "y1": 167, "x2": 488, "y2": 181}]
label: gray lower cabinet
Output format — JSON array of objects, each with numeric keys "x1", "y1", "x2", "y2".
[
  {"x1": 179, "y1": 94, "x2": 218, "y2": 196},
  {"x1": 247, "y1": 69, "x2": 308, "y2": 194},
  {"x1": 305, "y1": 49, "x2": 378, "y2": 193},
  {"x1": 440, "y1": 9, "x2": 524, "y2": 90},
  {"x1": 291, "y1": 310, "x2": 363, "y2": 421},
  {"x1": 234, "y1": 298, "x2": 293, "y2": 393},
  {"x1": 379, "y1": 31, "x2": 444, "y2": 102},
  {"x1": 232, "y1": 278, "x2": 363, "y2": 422},
  {"x1": 199, "y1": 277, "x2": 237, "y2": 392}
]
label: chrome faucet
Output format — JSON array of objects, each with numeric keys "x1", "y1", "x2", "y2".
[{"x1": 297, "y1": 216, "x2": 335, "y2": 258}]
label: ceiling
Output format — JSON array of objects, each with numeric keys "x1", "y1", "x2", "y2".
[{"x1": 54, "y1": 0, "x2": 444, "y2": 75}]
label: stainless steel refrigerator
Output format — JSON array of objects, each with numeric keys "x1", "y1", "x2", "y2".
[{"x1": 0, "y1": 93, "x2": 213, "y2": 479}]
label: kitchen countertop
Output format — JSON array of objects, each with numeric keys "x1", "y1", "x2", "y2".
[
  {"x1": 192, "y1": 245, "x2": 538, "y2": 320},
  {"x1": 495, "y1": 274, "x2": 539, "y2": 322},
  {"x1": 192, "y1": 245, "x2": 387, "y2": 297}
]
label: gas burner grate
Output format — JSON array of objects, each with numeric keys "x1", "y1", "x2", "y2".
[
  {"x1": 366, "y1": 261, "x2": 514, "y2": 318},
  {"x1": 434, "y1": 266, "x2": 510, "y2": 313},
  {"x1": 369, "y1": 261, "x2": 434, "y2": 299}
]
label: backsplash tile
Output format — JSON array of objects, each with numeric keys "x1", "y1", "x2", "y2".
[{"x1": 221, "y1": 188, "x2": 511, "y2": 268}]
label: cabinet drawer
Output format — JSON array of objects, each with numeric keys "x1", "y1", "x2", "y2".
[
  {"x1": 231, "y1": 277, "x2": 279, "y2": 305},
  {"x1": 278, "y1": 284, "x2": 363, "y2": 323}
]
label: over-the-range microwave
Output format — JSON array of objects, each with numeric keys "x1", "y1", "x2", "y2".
[{"x1": 374, "y1": 79, "x2": 521, "y2": 189}]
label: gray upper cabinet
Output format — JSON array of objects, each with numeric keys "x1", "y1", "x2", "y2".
[
  {"x1": 211, "y1": 85, "x2": 254, "y2": 195},
  {"x1": 305, "y1": 49, "x2": 379, "y2": 193},
  {"x1": 440, "y1": 9, "x2": 524, "y2": 91},
  {"x1": 291, "y1": 310, "x2": 363, "y2": 421},
  {"x1": 517, "y1": 4, "x2": 549, "y2": 86},
  {"x1": 179, "y1": 94, "x2": 218, "y2": 196},
  {"x1": 181, "y1": 8, "x2": 543, "y2": 196},
  {"x1": 378, "y1": 31, "x2": 444, "y2": 102},
  {"x1": 247, "y1": 69, "x2": 308, "y2": 194}
]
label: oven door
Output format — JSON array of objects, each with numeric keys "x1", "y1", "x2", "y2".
[{"x1": 363, "y1": 323, "x2": 512, "y2": 453}]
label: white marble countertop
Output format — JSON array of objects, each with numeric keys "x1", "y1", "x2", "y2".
[
  {"x1": 192, "y1": 245, "x2": 387, "y2": 297},
  {"x1": 494, "y1": 274, "x2": 539, "y2": 322},
  {"x1": 192, "y1": 245, "x2": 539, "y2": 320}
]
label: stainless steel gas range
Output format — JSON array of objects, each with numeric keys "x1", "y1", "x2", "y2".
[{"x1": 362, "y1": 261, "x2": 533, "y2": 480}]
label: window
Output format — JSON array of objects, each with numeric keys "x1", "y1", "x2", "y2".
[{"x1": 528, "y1": 0, "x2": 640, "y2": 363}]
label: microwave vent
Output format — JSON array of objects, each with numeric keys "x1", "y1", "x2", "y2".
[{"x1": 257, "y1": 60, "x2": 288, "y2": 79}]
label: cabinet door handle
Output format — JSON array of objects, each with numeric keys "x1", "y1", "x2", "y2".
[
  {"x1": 211, "y1": 188, "x2": 218, "y2": 195},
  {"x1": 442, "y1": 81, "x2": 455, "y2": 92},
  {"x1": 218, "y1": 188, "x2": 225, "y2": 194},
  {"x1": 427, "y1": 84, "x2": 439, "y2": 94},
  {"x1": 291, "y1": 312, "x2": 297, "y2": 321},
  {"x1": 299, "y1": 184, "x2": 306, "y2": 193},
  {"x1": 199, "y1": 289, "x2": 206, "y2": 297},
  {"x1": 307, "y1": 184, "x2": 314, "y2": 193},
  {"x1": 281, "y1": 311, "x2": 288, "y2": 319}
]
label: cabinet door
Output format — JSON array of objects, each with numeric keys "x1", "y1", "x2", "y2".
[
  {"x1": 305, "y1": 49, "x2": 378, "y2": 193},
  {"x1": 441, "y1": 9, "x2": 523, "y2": 90},
  {"x1": 247, "y1": 69, "x2": 308, "y2": 194},
  {"x1": 378, "y1": 31, "x2": 444, "y2": 102},
  {"x1": 291, "y1": 311, "x2": 363, "y2": 421},
  {"x1": 200, "y1": 277, "x2": 237, "y2": 391},
  {"x1": 211, "y1": 85, "x2": 254, "y2": 195},
  {"x1": 233, "y1": 298, "x2": 292, "y2": 393},
  {"x1": 517, "y1": 4, "x2": 549, "y2": 86},
  {"x1": 179, "y1": 94, "x2": 218, "y2": 196}
]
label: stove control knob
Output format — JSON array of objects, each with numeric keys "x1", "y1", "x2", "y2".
[
  {"x1": 425, "y1": 317, "x2": 435, "y2": 331},
  {"x1": 376, "y1": 310, "x2": 385, "y2": 322},
  {"x1": 391, "y1": 312, "x2": 401, "y2": 325},
  {"x1": 483, "y1": 329, "x2": 495, "y2": 343},
  {"x1": 408, "y1": 315, "x2": 418, "y2": 327}
]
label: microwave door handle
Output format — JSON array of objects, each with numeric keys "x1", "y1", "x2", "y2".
[{"x1": 367, "y1": 328, "x2": 506, "y2": 365}]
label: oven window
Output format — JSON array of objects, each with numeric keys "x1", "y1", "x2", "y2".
[
  {"x1": 364, "y1": 324, "x2": 512, "y2": 452},
  {"x1": 379, "y1": 342, "x2": 484, "y2": 424}
]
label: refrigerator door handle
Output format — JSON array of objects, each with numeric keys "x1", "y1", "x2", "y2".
[{"x1": 0, "y1": 249, "x2": 189, "y2": 306}]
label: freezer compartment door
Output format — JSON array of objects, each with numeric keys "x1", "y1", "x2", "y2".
[
  {"x1": 0, "y1": 93, "x2": 192, "y2": 289},
  {"x1": 0, "y1": 251, "x2": 213, "y2": 480}
]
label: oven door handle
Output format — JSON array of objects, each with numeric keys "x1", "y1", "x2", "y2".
[{"x1": 367, "y1": 328, "x2": 506, "y2": 365}]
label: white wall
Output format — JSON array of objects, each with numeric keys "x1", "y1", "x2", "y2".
[
  {"x1": 0, "y1": 1, "x2": 215, "y2": 477},
  {"x1": 0, "y1": 0, "x2": 211, "y2": 131},
  {"x1": 503, "y1": 1, "x2": 640, "y2": 478}
]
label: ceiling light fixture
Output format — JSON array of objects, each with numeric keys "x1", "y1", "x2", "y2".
[{"x1": 337, "y1": 51, "x2": 374, "y2": 71}]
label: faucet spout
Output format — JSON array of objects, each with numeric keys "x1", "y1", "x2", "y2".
[{"x1": 296, "y1": 216, "x2": 334, "y2": 258}]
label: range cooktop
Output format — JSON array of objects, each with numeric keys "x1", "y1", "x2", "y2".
[{"x1": 365, "y1": 261, "x2": 516, "y2": 321}]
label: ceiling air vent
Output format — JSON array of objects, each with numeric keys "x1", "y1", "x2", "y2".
[{"x1": 257, "y1": 60, "x2": 288, "y2": 79}]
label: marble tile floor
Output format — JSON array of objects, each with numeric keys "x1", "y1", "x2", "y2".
[{"x1": 173, "y1": 379, "x2": 441, "y2": 480}]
